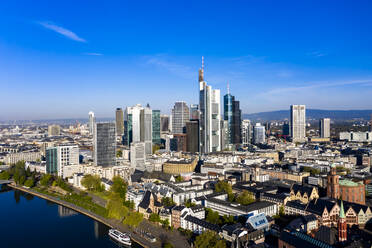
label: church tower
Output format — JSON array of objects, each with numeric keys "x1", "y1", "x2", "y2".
[
  {"x1": 327, "y1": 164, "x2": 339, "y2": 199},
  {"x1": 338, "y1": 200, "x2": 347, "y2": 242}
]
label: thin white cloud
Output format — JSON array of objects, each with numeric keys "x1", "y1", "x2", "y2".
[
  {"x1": 263, "y1": 79, "x2": 372, "y2": 96},
  {"x1": 145, "y1": 55, "x2": 194, "y2": 79},
  {"x1": 83, "y1": 53, "x2": 103, "y2": 56},
  {"x1": 38, "y1": 21, "x2": 86, "y2": 42},
  {"x1": 307, "y1": 51, "x2": 327, "y2": 57}
]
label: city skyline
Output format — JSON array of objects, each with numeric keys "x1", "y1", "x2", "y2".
[{"x1": 1, "y1": 1, "x2": 372, "y2": 120}]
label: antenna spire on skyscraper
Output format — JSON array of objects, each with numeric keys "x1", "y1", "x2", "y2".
[
  {"x1": 202, "y1": 56, "x2": 204, "y2": 71},
  {"x1": 198, "y1": 56, "x2": 204, "y2": 82},
  {"x1": 227, "y1": 82, "x2": 230, "y2": 94}
]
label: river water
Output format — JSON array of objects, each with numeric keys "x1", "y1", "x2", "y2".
[{"x1": 0, "y1": 185, "x2": 142, "y2": 248}]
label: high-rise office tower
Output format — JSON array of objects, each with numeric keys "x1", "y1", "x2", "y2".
[
  {"x1": 220, "y1": 120, "x2": 229, "y2": 150},
  {"x1": 199, "y1": 57, "x2": 221, "y2": 153},
  {"x1": 241, "y1": 119, "x2": 252, "y2": 145},
  {"x1": 282, "y1": 122, "x2": 290, "y2": 136},
  {"x1": 319, "y1": 118, "x2": 331, "y2": 138},
  {"x1": 223, "y1": 84, "x2": 241, "y2": 145},
  {"x1": 290, "y1": 105, "x2": 306, "y2": 142},
  {"x1": 186, "y1": 120, "x2": 199, "y2": 153},
  {"x1": 160, "y1": 115, "x2": 170, "y2": 133},
  {"x1": 88, "y1": 111, "x2": 95, "y2": 135},
  {"x1": 141, "y1": 106, "x2": 153, "y2": 155},
  {"x1": 115, "y1": 108, "x2": 124, "y2": 137},
  {"x1": 48, "y1": 125, "x2": 61, "y2": 136},
  {"x1": 124, "y1": 104, "x2": 152, "y2": 155},
  {"x1": 152, "y1": 110, "x2": 161, "y2": 145},
  {"x1": 130, "y1": 142, "x2": 146, "y2": 171},
  {"x1": 171, "y1": 101, "x2": 189, "y2": 134},
  {"x1": 94, "y1": 122, "x2": 116, "y2": 167},
  {"x1": 253, "y1": 123, "x2": 266, "y2": 144},
  {"x1": 190, "y1": 104, "x2": 199, "y2": 120}
]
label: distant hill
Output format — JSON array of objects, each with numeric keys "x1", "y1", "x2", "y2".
[{"x1": 243, "y1": 109, "x2": 372, "y2": 121}]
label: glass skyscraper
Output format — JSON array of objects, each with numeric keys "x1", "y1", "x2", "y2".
[
  {"x1": 152, "y1": 110, "x2": 161, "y2": 145},
  {"x1": 171, "y1": 101, "x2": 189, "y2": 134},
  {"x1": 224, "y1": 87, "x2": 241, "y2": 145},
  {"x1": 46, "y1": 147, "x2": 58, "y2": 174}
]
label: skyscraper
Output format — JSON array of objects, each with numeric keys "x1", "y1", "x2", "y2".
[
  {"x1": 319, "y1": 118, "x2": 331, "y2": 138},
  {"x1": 46, "y1": 147, "x2": 58, "y2": 174},
  {"x1": 152, "y1": 110, "x2": 161, "y2": 145},
  {"x1": 115, "y1": 108, "x2": 124, "y2": 137},
  {"x1": 290, "y1": 105, "x2": 306, "y2": 142},
  {"x1": 253, "y1": 123, "x2": 266, "y2": 144},
  {"x1": 241, "y1": 119, "x2": 252, "y2": 145},
  {"x1": 160, "y1": 114, "x2": 170, "y2": 133},
  {"x1": 171, "y1": 101, "x2": 190, "y2": 134},
  {"x1": 124, "y1": 104, "x2": 152, "y2": 155},
  {"x1": 186, "y1": 120, "x2": 199, "y2": 153},
  {"x1": 223, "y1": 84, "x2": 241, "y2": 145},
  {"x1": 141, "y1": 105, "x2": 153, "y2": 155},
  {"x1": 88, "y1": 111, "x2": 95, "y2": 135},
  {"x1": 46, "y1": 145, "x2": 79, "y2": 178},
  {"x1": 48, "y1": 125, "x2": 61, "y2": 136},
  {"x1": 130, "y1": 142, "x2": 146, "y2": 171},
  {"x1": 199, "y1": 57, "x2": 221, "y2": 153},
  {"x1": 94, "y1": 122, "x2": 116, "y2": 167},
  {"x1": 190, "y1": 104, "x2": 199, "y2": 120}
]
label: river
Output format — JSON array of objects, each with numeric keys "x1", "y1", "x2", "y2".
[{"x1": 0, "y1": 185, "x2": 142, "y2": 248}]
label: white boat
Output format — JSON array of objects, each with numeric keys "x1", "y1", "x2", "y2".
[{"x1": 108, "y1": 229, "x2": 132, "y2": 246}]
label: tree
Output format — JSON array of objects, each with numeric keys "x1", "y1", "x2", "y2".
[
  {"x1": 19, "y1": 175, "x2": 26, "y2": 185},
  {"x1": 175, "y1": 175, "x2": 183, "y2": 182},
  {"x1": 24, "y1": 178, "x2": 35, "y2": 188},
  {"x1": 81, "y1": 175, "x2": 104, "y2": 192},
  {"x1": 163, "y1": 242, "x2": 174, "y2": 248},
  {"x1": 149, "y1": 213, "x2": 161, "y2": 223},
  {"x1": 215, "y1": 181, "x2": 232, "y2": 195},
  {"x1": 110, "y1": 176, "x2": 127, "y2": 199},
  {"x1": 106, "y1": 194, "x2": 129, "y2": 220},
  {"x1": 185, "y1": 199, "x2": 196, "y2": 207},
  {"x1": 236, "y1": 190, "x2": 255, "y2": 205},
  {"x1": 194, "y1": 231, "x2": 226, "y2": 248},
  {"x1": 279, "y1": 205, "x2": 285, "y2": 216},
  {"x1": 123, "y1": 211, "x2": 143, "y2": 227},
  {"x1": 205, "y1": 208, "x2": 220, "y2": 225},
  {"x1": 116, "y1": 150, "x2": 122, "y2": 158},
  {"x1": 161, "y1": 218, "x2": 170, "y2": 229},
  {"x1": 161, "y1": 197, "x2": 175, "y2": 207},
  {"x1": 222, "y1": 215, "x2": 235, "y2": 225},
  {"x1": 40, "y1": 174, "x2": 53, "y2": 186},
  {"x1": 0, "y1": 171, "x2": 10, "y2": 180}
]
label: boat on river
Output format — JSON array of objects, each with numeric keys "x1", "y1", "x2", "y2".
[{"x1": 108, "y1": 229, "x2": 132, "y2": 246}]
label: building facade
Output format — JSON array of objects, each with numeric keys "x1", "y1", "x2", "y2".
[
  {"x1": 186, "y1": 120, "x2": 199, "y2": 153},
  {"x1": 199, "y1": 58, "x2": 221, "y2": 153},
  {"x1": 290, "y1": 105, "x2": 306, "y2": 142},
  {"x1": 319, "y1": 118, "x2": 331, "y2": 138},
  {"x1": 152, "y1": 110, "x2": 161, "y2": 145},
  {"x1": 115, "y1": 108, "x2": 124, "y2": 137},
  {"x1": 171, "y1": 101, "x2": 190, "y2": 134},
  {"x1": 94, "y1": 122, "x2": 116, "y2": 167},
  {"x1": 253, "y1": 123, "x2": 266, "y2": 144},
  {"x1": 241, "y1": 119, "x2": 252, "y2": 145}
]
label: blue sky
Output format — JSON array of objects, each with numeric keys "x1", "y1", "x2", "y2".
[{"x1": 1, "y1": 0, "x2": 372, "y2": 120}]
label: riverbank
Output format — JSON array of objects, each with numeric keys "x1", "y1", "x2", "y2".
[{"x1": 8, "y1": 184, "x2": 155, "y2": 248}]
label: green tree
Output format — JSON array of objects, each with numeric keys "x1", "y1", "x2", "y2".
[
  {"x1": 110, "y1": 176, "x2": 127, "y2": 199},
  {"x1": 279, "y1": 205, "x2": 285, "y2": 216},
  {"x1": 185, "y1": 199, "x2": 196, "y2": 207},
  {"x1": 123, "y1": 211, "x2": 143, "y2": 227},
  {"x1": 161, "y1": 218, "x2": 170, "y2": 228},
  {"x1": 19, "y1": 175, "x2": 26, "y2": 185},
  {"x1": 153, "y1": 144, "x2": 161, "y2": 154},
  {"x1": 81, "y1": 175, "x2": 104, "y2": 192},
  {"x1": 194, "y1": 231, "x2": 226, "y2": 248},
  {"x1": 106, "y1": 193, "x2": 129, "y2": 220},
  {"x1": 161, "y1": 197, "x2": 175, "y2": 207},
  {"x1": 40, "y1": 174, "x2": 53, "y2": 186},
  {"x1": 24, "y1": 178, "x2": 35, "y2": 188},
  {"x1": 0, "y1": 171, "x2": 10, "y2": 180},
  {"x1": 116, "y1": 150, "x2": 122, "y2": 158},
  {"x1": 175, "y1": 175, "x2": 183, "y2": 182},
  {"x1": 222, "y1": 215, "x2": 235, "y2": 225},
  {"x1": 205, "y1": 208, "x2": 220, "y2": 225},
  {"x1": 149, "y1": 213, "x2": 161, "y2": 223},
  {"x1": 163, "y1": 242, "x2": 174, "y2": 248},
  {"x1": 215, "y1": 181, "x2": 232, "y2": 195},
  {"x1": 123, "y1": 200, "x2": 135, "y2": 209},
  {"x1": 236, "y1": 190, "x2": 255, "y2": 205}
]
